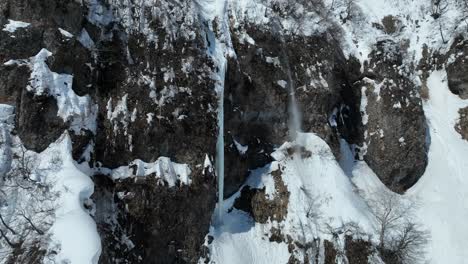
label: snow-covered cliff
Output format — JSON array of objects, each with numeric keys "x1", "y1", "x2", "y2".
[{"x1": 0, "y1": 0, "x2": 467, "y2": 263}]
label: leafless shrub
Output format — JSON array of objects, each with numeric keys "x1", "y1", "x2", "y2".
[
  {"x1": 365, "y1": 190, "x2": 430, "y2": 264},
  {"x1": 0, "y1": 146, "x2": 60, "y2": 261},
  {"x1": 430, "y1": 0, "x2": 449, "y2": 19}
]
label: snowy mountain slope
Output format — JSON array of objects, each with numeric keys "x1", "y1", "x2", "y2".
[
  {"x1": 406, "y1": 70, "x2": 468, "y2": 263},
  {"x1": 351, "y1": 69, "x2": 468, "y2": 264},
  {"x1": 204, "y1": 133, "x2": 377, "y2": 263}
]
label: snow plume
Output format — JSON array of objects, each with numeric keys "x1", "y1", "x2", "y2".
[
  {"x1": 272, "y1": 18, "x2": 303, "y2": 140},
  {"x1": 195, "y1": 0, "x2": 234, "y2": 222}
]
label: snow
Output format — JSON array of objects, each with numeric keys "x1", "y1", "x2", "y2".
[
  {"x1": 277, "y1": 80, "x2": 287, "y2": 88},
  {"x1": 85, "y1": 0, "x2": 114, "y2": 27},
  {"x1": 351, "y1": 69, "x2": 468, "y2": 264},
  {"x1": 146, "y1": 112, "x2": 154, "y2": 124},
  {"x1": 26, "y1": 49, "x2": 97, "y2": 133},
  {"x1": 77, "y1": 29, "x2": 95, "y2": 50},
  {"x1": 405, "y1": 69, "x2": 468, "y2": 264},
  {"x1": 360, "y1": 85, "x2": 369, "y2": 125},
  {"x1": 204, "y1": 154, "x2": 214, "y2": 175},
  {"x1": 37, "y1": 133, "x2": 101, "y2": 264},
  {"x1": 233, "y1": 139, "x2": 248, "y2": 155},
  {"x1": 107, "y1": 94, "x2": 130, "y2": 133},
  {"x1": 206, "y1": 133, "x2": 375, "y2": 263},
  {"x1": 265, "y1": 56, "x2": 281, "y2": 67},
  {"x1": 109, "y1": 157, "x2": 192, "y2": 187},
  {"x1": 2, "y1": 19, "x2": 30, "y2": 33},
  {"x1": 238, "y1": 31, "x2": 255, "y2": 45},
  {"x1": 336, "y1": 0, "x2": 466, "y2": 65},
  {"x1": 58, "y1": 28, "x2": 74, "y2": 38}
]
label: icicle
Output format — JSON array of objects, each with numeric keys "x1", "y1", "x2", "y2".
[
  {"x1": 196, "y1": 0, "x2": 232, "y2": 223},
  {"x1": 216, "y1": 88, "x2": 225, "y2": 220}
]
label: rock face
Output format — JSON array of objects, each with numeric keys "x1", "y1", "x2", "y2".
[
  {"x1": 1, "y1": 0, "x2": 219, "y2": 263},
  {"x1": 447, "y1": 37, "x2": 468, "y2": 99},
  {"x1": 93, "y1": 173, "x2": 216, "y2": 264},
  {"x1": 456, "y1": 107, "x2": 468, "y2": 140},
  {"x1": 233, "y1": 167, "x2": 289, "y2": 223},
  {"x1": 356, "y1": 40, "x2": 428, "y2": 192},
  {"x1": 224, "y1": 24, "x2": 355, "y2": 195},
  {"x1": 344, "y1": 236, "x2": 373, "y2": 264},
  {"x1": 0, "y1": 2, "x2": 88, "y2": 152},
  {"x1": 83, "y1": 1, "x2": 220, "y2": 263}
]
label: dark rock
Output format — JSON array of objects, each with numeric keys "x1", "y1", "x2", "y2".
[
  {"x1": 92, "y1": 29, "x2": 217, "y2": 170},
  {"x1": 456, "y1": 107, "x2": 468, "y2": 140},
  {"x1": 233, "y1": 167, "x2": 289, "y2": 223},
  {"x1": 15, "y1": 88, "x2": 66, "y2": 152},
  {"x1": 0, "y1": 24, "x2": 43, "y2": 61},
  {"x1": 94, "y1": 172, "x2": 216, "y2": 264},
  {"x1": 70, "y1": 130, "x2": 93, "y2": 162},
  {"x1": 357, "y1": 39, "x2": 428, "y2": 192},
  {"x1": 46, "y1": 29, "x2": 93, "y2": 96},
  {"x1": 0, "y1": 64, "x2": 29, "y2": 105},
  {"x1": 446, "y1": 37, "x2": 468, "y2": 99},
  {"x1": 224, "y1": 25, "x2": 353, "y2": 195},
  {"x1": 324, "y1": 240, "x2": 337, "y2": 264},
  {"x1": 381, "y1": 15, "x2": 401, "y2": 34},
  {"x1": 2, "y1": 0, "x2": 83, "y2": 34},
  {"x1": 345, "y1": 236, "x2": 373, "y2": 264},
  {"x1": 269, "y1": 227, "x2": 285, "y2": 243},
  {"x1": 85, "y1": 3, "x2": 220, "y2": 263},
  {"x1": 0, "y1": 5, "x2": 92, "y2": 153}
]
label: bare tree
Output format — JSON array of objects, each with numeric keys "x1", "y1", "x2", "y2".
[
  {"x1": 430, "y1": 0, "x2": 449, "y2": 19},
  {"x1": 0, "y1": 145, "x2": 59, "y2": 262},
  {"x1": 365, "y1": 190, "x2": 430, "y2": 264},
  {"x1": 457, "y1": 0, "x2": 468, "y2": 31},
  {"x1": 388, "y1": 221, "x2": 430, "y2": 264}
]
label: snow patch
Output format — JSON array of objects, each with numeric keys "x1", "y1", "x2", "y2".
[
  {"x1": 58, "y1": 28, "x2": 74, "y2": 38},
  {"x1": 110, "y1": 158, "x2": 192, "y2": 187},
  {"x1": 2, "y1": 19, "x2": 30, "y2": 33},
  {"x1": 26, "y1": 49, "x2": 97, "y2": 133},
  {"x1": 233, "y1": 139, "x2": 248, "y2": 155}
]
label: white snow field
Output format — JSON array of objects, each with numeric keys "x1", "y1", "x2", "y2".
[{"x1": 406, "y1": 70, "x2": 468, "y2": 263}]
